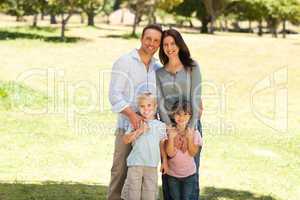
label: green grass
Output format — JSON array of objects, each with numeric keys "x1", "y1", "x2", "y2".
[{"x1": 0, "y1": 14, "x2": 300, "y2": 200}]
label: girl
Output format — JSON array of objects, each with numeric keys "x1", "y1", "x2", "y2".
[{"x1": 166, "y1": 101, "x2": 203, "y2": 200}]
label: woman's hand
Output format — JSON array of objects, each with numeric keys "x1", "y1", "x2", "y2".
[{"x1": 160, "y1": 160, "x2": 169, "y2": 174}]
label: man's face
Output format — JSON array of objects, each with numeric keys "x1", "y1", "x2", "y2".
[{"x1": 140, "y1": 29, "x2": 162, "y2": 56}]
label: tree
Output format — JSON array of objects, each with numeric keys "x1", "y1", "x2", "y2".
[
  {"x1": 1, "y1": 0, "x2": 27, "y2": 21},
  {"x1": 78, "y1": 0, "x2": 104, "y2": 26},
  {"x1": 202, "y1": 0, "x2": 230, "y2": 33},
  {"x1": 128, "y1": 0, "x2": 157, "y2": 36},
  {"x1": 269, "y1": 0, "x2": 300, "y2": 38},
  {"x1": 48, "y1": 0, "x2": 80, "y2": 40},
  {"x1": 172, "y1": 0, "x2": 197, "y2": 27}
]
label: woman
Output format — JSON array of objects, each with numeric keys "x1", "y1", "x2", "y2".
[{"x1": 156, "y1": 29, "x2": 202, "y2": 200}]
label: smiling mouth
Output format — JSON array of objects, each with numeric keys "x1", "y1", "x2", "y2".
[{"x1": 167, "y1": 51, "x2": 176, "y2": 55}]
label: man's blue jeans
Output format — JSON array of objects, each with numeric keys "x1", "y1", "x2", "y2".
[
  {"x1": 162, "y1": 120, "x2": 202, "y2": 200},
  {"x1": 167, "y1": 174, "x2": 197, "y2": 200}
]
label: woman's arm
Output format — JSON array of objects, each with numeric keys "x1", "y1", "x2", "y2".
[
  {"x1": 156, "y1": 73, "x2": 172, "y2": 126},
  {"x1": 160, "y1": 141, "x2": 168, "y2": 174},
  {"x1": 189, "y1": 63, "x2": 202, "y2": 128}
]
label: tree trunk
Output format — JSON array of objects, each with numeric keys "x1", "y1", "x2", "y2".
[
  {"x1": 201, "y1": 16, "x2": 209, "y2": 33},
  {"x1": 209, "y1": 16, "x2": 215, "y2": 34},
  {"x1": 224, "y1": 16, "x2": 228, "y2": 32},
  {"x1": 61, "y1": 13, "x2": 66, "y2": 40},
  {"x1": 249, "y1": 20, "x2": 252, "y2": 33},
  {"x1": 113, "y1": 0, "x2": 121, "y2": 11},
  {"x1": 258, "y1": 20, "x2": 263, "y2": 36},
  {"x1": 80, "y1": 13, "x2": 85, "y2": 24},
  {"x1": 60, "y1": 12, "x2": 73, "y2": 41},
  {"x1": 16, "y1": 15, "x2": 22, "y2": 22},
  {"x1": 282, "y1": 19, "x2": 286, "y2": 38},
  {"x1": 87, "y1": 11, "x2": 95, "y2": 26},
  {"x1": 219, "y1": 20, "x2": 224, "y2": 31},
  {"x1": 41, "y1": 9, "x2": 45, "y2": 20},
  {"x1": 189, "y1": 19, "x2": 194, "y2": 28},
  {"x1": 132, "y1": 13, "x2": 138, "y2": 36},
  {"x1": 50, "y1": 14, "x2": 57, "y2": 24},
  {"x1": 32, "y1": 14, "x2": 38, "y2": 27},
  {"x1": 121, "y1": 8, "x2": 124, "y2": 23}
]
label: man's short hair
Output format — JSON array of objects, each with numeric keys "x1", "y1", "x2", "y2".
[{"x1": 141, "y1": 24, "x2": 163, "y2": 38}]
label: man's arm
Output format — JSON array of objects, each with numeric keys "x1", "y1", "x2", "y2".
[
  {"x1": 156, "y1": 75, "x2": 172, "y2": 126},
  {"x1": 121, "y1": 107, "x2": 143, "y2": 130},
  {"x1": 109, "y1": 58, "x2": 143, "y2": 129}
]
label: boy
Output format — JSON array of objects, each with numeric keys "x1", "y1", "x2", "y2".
[{"x1": 121, "y1": 93, "x2": 168, "y2": 200}]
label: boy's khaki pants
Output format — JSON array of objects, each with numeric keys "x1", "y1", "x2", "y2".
[{"x1": 107, "y1": 129, "x2": 132, "y2": 200}]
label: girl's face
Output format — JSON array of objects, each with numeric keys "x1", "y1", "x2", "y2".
[
  {"x1": 138, "y1": 99, "x2": 156, "y2": 120},
  {"x1": 163, "y1": 36, "x2": 179, "y2": 59},
  {"x1": 174, "y1": 111, "x2": 191, "y2": 128}
]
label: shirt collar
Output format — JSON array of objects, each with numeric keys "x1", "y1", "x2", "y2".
[{"x1": 130, "y1": 48, "x2": 158, "y2": 72}]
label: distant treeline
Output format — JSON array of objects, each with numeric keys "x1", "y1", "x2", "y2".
[{"x1": 0, "y1": 0, "x2": 299, "y2": 39}]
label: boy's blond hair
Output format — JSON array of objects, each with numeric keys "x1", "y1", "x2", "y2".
[{"x1": 137, "y1": 92, "x2": 157, "y2": 107}]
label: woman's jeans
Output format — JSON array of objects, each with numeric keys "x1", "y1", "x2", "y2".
[
  {"x1": 167, "y1": 174, "x2": 197, "y2": 200},
  {"x1": 162, "y1": 120, "x2": 202, "y2": 200}
]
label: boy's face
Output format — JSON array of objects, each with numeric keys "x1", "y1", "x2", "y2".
[
  {"x1": 174, "y1": 111, "x2": 191, "y2": 127},
  {"x1": 138, "y1": 98, "x2": 156, "y2": 120}
]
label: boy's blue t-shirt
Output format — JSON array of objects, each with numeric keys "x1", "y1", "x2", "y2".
[{"x1": 125, "y1": 119, "x2": 167, "y2": 167}]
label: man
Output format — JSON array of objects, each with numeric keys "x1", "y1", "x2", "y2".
[{"x1": 107, "y1": 24, "x2": 163, "y2": 200}]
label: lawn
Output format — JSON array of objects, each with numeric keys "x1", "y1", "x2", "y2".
[{"x1": 0, "y1": 14, "x2": 300, "y2": 200}]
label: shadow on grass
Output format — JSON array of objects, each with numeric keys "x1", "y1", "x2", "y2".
[
  {"x1": 13, "y1": 26, "x2": 60, "y2": 33},
  {"x1": 200, "y1": 187, "x2": 279, "y2": 200},
  {"x1": 0, "y1": 30, "x2": 84, "y2": 43},
  {"x1": 102, "y1": 33, "x2": 140, "y2": 40},
  {"x1": 0, "y1": 182, "x2": 279, "y2": 200},
  {"x1": 0, "y1": 181, "x2": 107, "y2": 200}
]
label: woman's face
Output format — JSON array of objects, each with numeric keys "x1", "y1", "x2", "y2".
[{"x1": 163, "y1": 36, "x2": 179, "y2": 59}]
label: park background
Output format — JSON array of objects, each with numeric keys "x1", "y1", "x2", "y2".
[{"x1": 0, "y1": 0, "x2": 299, "y2": 200}]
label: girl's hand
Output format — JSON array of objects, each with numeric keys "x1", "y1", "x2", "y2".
[
  {"x1": 167, "y1": 126, "x2": 177, "y2": 139},
  {"x1": 186, "y1": 127, "x2": 194, "y2": 141}
]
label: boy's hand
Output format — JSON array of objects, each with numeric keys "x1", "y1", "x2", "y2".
[{"x1": 138, "y1": 121, "x2": 149, "y2": 134}]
